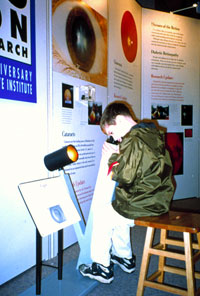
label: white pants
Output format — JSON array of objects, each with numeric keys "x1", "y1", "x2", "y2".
[{"x1": 90, "y1": 203, "x2": 134, "y2": 267}]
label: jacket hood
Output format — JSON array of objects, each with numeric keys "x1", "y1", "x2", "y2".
[{"x1": 127, "y1": 121, "x2": 166, "y2": 156}]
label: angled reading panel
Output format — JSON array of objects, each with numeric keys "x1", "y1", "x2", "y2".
[{"x1": 18, "y1": 175, "x2": 81, "y2": 237}]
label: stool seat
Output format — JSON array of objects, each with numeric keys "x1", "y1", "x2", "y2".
[
  {"x1": 135, "y1": 211, "x2": 200, "y2": 233},
  {"x1": 135, "y1": 211, "x2": 200, "y2": 296}
]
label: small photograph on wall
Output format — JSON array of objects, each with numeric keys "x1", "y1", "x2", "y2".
[
  {"x1": 62, "y1": 83, "x2": 74, "y2": 108},
  {"x1": 88, "y1": 101, "x2": 102, "y2": 125},
  {"x1": 185, "y1": 129, "x2": 193, "y2": 138},
  {"x1": 165, "y1": 132, "x2": 183, "y2": 175},
  {"x1": 181, "y1": 105, "x2": 193, "y2": 126},
  {"x1": 80, "y1": 85, "x2": 96, "y2": 101},
  {"x1": 151, "y1": 104, "x2": 169, "y2": 120}
]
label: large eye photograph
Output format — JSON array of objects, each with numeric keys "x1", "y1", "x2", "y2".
[{"x1": 52, "y1": 0, "x2": 107, "y2": 86}]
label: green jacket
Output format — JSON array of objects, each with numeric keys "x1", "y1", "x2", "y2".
[{"x1": 109, "y1": 122, "x2": 174, "y2": 219}]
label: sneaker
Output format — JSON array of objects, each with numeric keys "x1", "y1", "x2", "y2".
[
  {"x1": 111, "y1": 253, "x2": 136, "y2": 273},
  {"x1": 79, "y1": 262, "x2": 114, "y2": 284}
]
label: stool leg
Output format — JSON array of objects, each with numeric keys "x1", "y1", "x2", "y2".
[
  {"x1": 184, "y1": 232, "x2": 195, "y2": 296},
  {"x1": 197, "y1": 232, "x2": 200, "y2": 246},
  {"x1": 136, "y1": 227, "x2": 155, "y2": 296},
  {"x1": 157, "y1": 229, "x2": 167, "y2": 283}
]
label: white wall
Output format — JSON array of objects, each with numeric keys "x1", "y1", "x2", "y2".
[{"x1": 0, "y1": 0, "x2": 49, "y2": 284}]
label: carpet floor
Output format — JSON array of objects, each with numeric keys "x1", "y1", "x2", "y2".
[{"x1": 1, "y1": 197, "x2": 200, "y2": 296}]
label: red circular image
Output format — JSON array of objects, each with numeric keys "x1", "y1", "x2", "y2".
[
  {"x1": 121, "y1": 11, "x2": 137, "y2": 63},
  {"x1": 165, "y1": 133, "x2": 183, "y2": 175}
]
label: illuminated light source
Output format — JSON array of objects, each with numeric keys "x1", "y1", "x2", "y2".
[
  {"x1": 44, "y1": 145, "x2": 78, "y2": 171},
  {"x1": 171, "y1": 2, "x2": 199, "y2": 14}
]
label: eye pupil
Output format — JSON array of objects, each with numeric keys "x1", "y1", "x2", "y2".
[{"x1": 66, "y1": 7, "x2": 96, "y2": 72}]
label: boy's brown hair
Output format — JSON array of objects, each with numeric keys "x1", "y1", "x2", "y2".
[{"x1": 100, "y1": 101, "x2": 135, "y2": 131}]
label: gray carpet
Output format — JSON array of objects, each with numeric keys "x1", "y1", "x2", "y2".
[
  {"x1": 1, "y1": 197, "x2": 200, "y2": 296},
  {"x1": 1, "y1": 225, "x2": 200, "y2": 296}
]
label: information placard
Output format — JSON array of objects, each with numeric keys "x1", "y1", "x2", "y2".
[{"x1": 19, "y1": 175, "x2": 81, "y2": 237}]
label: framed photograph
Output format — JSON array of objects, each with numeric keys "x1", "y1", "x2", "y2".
[
  {"x1": 181, "y1": 105, "x2": 193, "y2": 126},
  {"x1": 165, "y1": 132, "x2": 183, "y2": 175},
  {"x1": 62, "y1": 83, "x2": 74, "y2": 108},
  {"x1": 151, "y1": 104, "x2": 169, "y2": 120},
  {"x1": 88, "y1": 101, "x2": 102, "y2": 125}
]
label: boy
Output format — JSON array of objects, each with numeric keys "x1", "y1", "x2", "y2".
[{"x1": 79, "y1": 101, "x2": 174, "y2": 284}]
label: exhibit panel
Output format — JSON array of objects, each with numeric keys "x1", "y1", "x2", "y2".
[
  {"x1": 141, "y1": 8, "x2": 200, "y2": 199},
  {"x1": 51, "y1": 0, "x2": 108, "y2": 253},
  {"x1": 107, "y1": 0, "x2": 142, "y2": 118}
]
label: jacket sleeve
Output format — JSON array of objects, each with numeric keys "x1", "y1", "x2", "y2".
[{"x1": 108, "y1": 137, "x2": 143, "y2": 186}]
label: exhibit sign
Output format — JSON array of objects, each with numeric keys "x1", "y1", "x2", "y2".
[
  {"x1": 51, "y1": 0, "x2": 108, "y2": 227},
  {"x1": 0, "y1": 0, "x2": 37, "y2": 103},
  {"x1": 107, "y1": 0, "x2": 141, "y2": 118},
  {"x1": 18, "y1": 175, "x2": 81, "y2": 237},
  {"x1": 141, "y1": 8, "x2": 200, "y2": 198}
]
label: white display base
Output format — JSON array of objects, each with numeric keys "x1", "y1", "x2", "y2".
[{"x1": 19, "y1": 260, "x2": 98, "y2": 296}]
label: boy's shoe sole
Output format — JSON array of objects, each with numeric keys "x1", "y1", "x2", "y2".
[
  {"x1": 79, "y1": 263, "x2": 114, "y2": 284},
  {"x1": 111, "y1": 255, "x2": 136, "y2": 273}
]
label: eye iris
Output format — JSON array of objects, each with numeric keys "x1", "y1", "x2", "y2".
[{"x1": 66, "y1": 7, "x2": 96, "y2": 72}]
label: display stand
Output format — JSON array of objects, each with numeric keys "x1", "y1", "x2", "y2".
[
  {"x1": 18, "y1": 163, "x2": 116, "y2": 295},
  {"x1": 35, "y1": 228, "x2": 63, "y2": 295},
  {"x1": 58, "y1": 229, "x2": 64, "y2": 280},
  {"x1": 18, "y1": 174, "x2": 82, "y2": 295},
  {"x1": 36, "y1": 229, "x2": 42, "y2": 295}
]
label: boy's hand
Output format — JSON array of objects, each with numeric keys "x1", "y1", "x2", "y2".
[{"x1": 102, "y1": 141, "x2": 119, "y2": 159}]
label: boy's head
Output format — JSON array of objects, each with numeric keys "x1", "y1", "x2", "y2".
[{"x1": 100, "y1": 101, "x2": 137, "y2": 142}]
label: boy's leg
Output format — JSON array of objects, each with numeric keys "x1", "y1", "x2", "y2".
[
  {"x1": 111, "y1": 222, "x2": 136, "y2": 273},
  {"x1": 90, "y1": 204, "x2": 134, "y2": 266},
  {"x1": 79, "y1": 204, "x2": 135, "y2": 282},
  {"x1": 79, "y1": 205, "x2": 115, "y2": 284},
  {"x1": 111, "y1": 224, "x2": 133, "y2": 259},
  {"x1": 90, "y1": 205, "x2": 114, "y2": 267}
]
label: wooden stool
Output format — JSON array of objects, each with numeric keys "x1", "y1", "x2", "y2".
[{"x1": 135, "y1": 211, "x2": 200, "y2": 296}]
